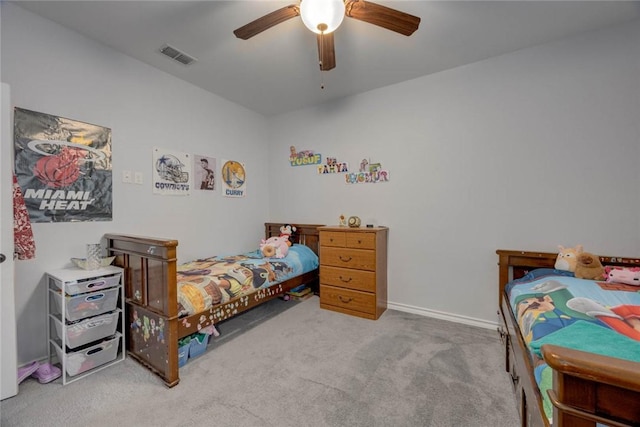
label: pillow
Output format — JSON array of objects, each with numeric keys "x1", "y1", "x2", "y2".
[{"x1": 605, "y1": 266, "x2": 640, "y2": 286}]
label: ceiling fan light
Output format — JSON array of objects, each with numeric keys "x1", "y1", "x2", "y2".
[{"x1": 300, "y1": 0, "x2": 345, "y2": 34}]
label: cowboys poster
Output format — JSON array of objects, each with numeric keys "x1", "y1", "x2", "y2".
[
  {"x1": 13, "y1": 108, "x2": 112, "y2": 222},
  {"x1": 152, "y1": 147, "x2": 191, "y2": 196}
]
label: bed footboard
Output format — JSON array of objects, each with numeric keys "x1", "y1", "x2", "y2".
[
  {"x1": 496, "y1": 250, "x2": 640, "y2": 427},
  {"x1": 105, "y1": 223, "x2": 322, "y2": 387},
  {"x1": 543, "y1": 345, "x2": 640, "y2": 427},
  {"x1": 105, "y1": 234, "x2": 180, "y2": 387}
]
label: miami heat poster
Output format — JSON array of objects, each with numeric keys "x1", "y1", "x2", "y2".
[{"x1": 13, "y1": 108, "x2": 112, "y2": 223}]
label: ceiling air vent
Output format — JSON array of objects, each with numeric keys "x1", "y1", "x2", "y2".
[{"x1": 159, "y1": 44, "x2": 197, "y2": 66}]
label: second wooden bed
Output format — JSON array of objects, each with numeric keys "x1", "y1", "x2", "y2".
[
  {"x1": 105, "y1": 223, "x2": 322, "y2": 387},
  {"x1": 497, "y1": 249, "x2": 640, "y2": 427}
]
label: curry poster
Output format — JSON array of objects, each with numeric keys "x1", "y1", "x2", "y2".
[{"x1": 13, "y1": 108, "x2": 113, "y2": 223}]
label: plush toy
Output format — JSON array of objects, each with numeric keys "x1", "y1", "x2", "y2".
[
  {"x1": 260, "y1": 236, "x2": 289, "y2": 258},
  {"x1": 606, "y1": 267, "x2": 640, "y2": 286},
  {"x1": 554, "y1": 245, "x2": 583, "y2": 272},
  {"x1": 279, "y1": 224, "x2": 297, "y2": 246},
  {"x1": 574, "y1": 252, "x2": 605, "y2": 280}
]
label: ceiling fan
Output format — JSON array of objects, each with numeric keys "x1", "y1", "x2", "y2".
[{"x1": 233, "y1": 0, "x2": 420, "y2": 71}]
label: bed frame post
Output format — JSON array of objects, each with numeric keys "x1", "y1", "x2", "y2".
[{"x1": 105, "y1": 234, "x2": 180, "y2": 387}]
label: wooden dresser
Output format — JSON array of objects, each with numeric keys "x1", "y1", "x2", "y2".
[{"x1": 318, "y1": 226, "x2": 388, "y2": 320}]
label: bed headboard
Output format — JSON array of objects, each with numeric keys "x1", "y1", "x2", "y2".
[
  {"x1": 496, "y1": 249, "x2": 640, "y2": 306},
  {"x1": 265, "y1": 223, "x2": 324, "y2": 256}
]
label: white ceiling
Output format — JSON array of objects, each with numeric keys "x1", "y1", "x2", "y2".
[{"x1": 12, "y1": 1, "x2": 640, "y2": 117}]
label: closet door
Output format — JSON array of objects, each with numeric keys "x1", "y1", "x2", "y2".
[{"x1": 1, "y1": 82, "x2": 18, "y2": 400}]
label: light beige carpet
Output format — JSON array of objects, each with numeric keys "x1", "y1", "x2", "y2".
[{"x1": 1, "y1": 297, "x2": 519, "y2": 427}]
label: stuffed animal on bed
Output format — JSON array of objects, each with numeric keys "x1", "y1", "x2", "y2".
[
  {"x1": 260, "y1": 236, "x2": 289, "y2": 258},
  {"x1": 279, "y1": 224, "x2": 297, "y2": 246},
  {"x1": 554, "y1": 245, "x2": 583, "y2": 273},
  {"x1": 606, "y1": 266, "x2": 640, "y2": 286},
  {"x1": 574, "y1": 252, "x2": 605, "y2": 280}
]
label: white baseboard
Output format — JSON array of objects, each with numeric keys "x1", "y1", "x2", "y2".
[{"x1": 387, "y1": 301, "x2": 499, "y2": 330}]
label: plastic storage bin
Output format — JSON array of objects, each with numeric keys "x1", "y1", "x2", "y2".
[
  {"x1": 178, "y1": 342, "x2": 190, "y2": 367},
  {"x1": 51, "y1": 287, "x2": 120, "y2": 322},
  {"x1": 49, "y1": 272, "x2": 121, "y2": 295},
  {"x1": 188, "y1": 333, "x2": 209, "y2": 359},
  {"x1": 52, "y1": 310, "x2": 120, "y2": 349},
  {"x1": 54, "y1": 333, "x2": 121, "y2": 377}
]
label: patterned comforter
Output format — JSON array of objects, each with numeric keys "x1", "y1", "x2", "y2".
[
  {"x1": 505, "y1": 268, "x2": 640, "y2": 421},
  {"x1": 176, "y1": 244, "x2": 318, "y2": 316}
]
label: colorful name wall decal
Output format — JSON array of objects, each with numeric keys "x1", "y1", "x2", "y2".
[
  {"x1": 289, "y1": 145, "x2": 322, "y2": 166},
  {"x1": 345, "y1": 159, "x2": 389, "y2": 184},
  {"x1": 317, "y1": 157, "x2": 349, "y2": 174}
]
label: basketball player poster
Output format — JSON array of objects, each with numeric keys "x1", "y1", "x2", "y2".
[
  {"x1": 13, "y1": 108, "x2": 113, "y2": 223},
  {"x1": 221, "y1": 159, "x2": 246, "y2": 198}
]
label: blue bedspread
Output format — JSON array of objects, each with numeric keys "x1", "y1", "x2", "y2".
[{"x1": 506, "y1": 269, "x2": 640, "y2": 421}]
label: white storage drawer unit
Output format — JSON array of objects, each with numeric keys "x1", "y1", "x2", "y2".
[
  {"x1": 53, "y1": 333, "x2": 121, "y2": 377},
  {"x1": 51, "y1": 286, "x2": 120, "y2": 322},
  {"x1": 51, "y1": 309, "x2": 120, "y2": 349},
  {"x1": 49, "y1": 271, "x2": 121, "y2": 295},
  {"x1": 46, "y1": 265, "x2": 125, "y2": 385}
]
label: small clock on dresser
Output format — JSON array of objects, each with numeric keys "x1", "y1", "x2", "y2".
[{"x1": 347, "y1": 216, "x2": 361, "y2": 228}]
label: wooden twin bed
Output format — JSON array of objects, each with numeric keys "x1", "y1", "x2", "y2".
[
  {"x1": 497, "y1": 250, "x2": 640, "y2": 427},
  {"x1": 105, "y1": 223, "x2": 322, "y2": 387}
]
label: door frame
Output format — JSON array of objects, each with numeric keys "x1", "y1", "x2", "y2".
[{"x1": 1, "y1": 82, "x2": 18, "y2": 400}]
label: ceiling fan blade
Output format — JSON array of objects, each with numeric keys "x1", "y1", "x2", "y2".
[
  {"x1": 345, "y1": 0, "x2": 420, "y2": 36},
  {"x1": 233, "y1": 5, "x2": 300, "y2": 40},
  {"x1": 317, "y1": 32, "x2": 336, "y2": 71}
]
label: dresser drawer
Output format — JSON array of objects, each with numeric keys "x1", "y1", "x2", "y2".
[
  {"x1": 320, "y1": 231, "x2": 346, "y2": 247},
  {"x1": 320, "y1": 266, "x2": 375, "y2": 292},
  {"x1": 346, "y1": 233, "x2": 376, "y2": 250},
  {"x1": 320, "y1": 284, "x2": 376, "y2": 315},
  {"x1": 320, "y1": 247, "x2": 376, "y2": 271}
]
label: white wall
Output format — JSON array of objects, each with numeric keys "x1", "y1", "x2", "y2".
[
  {"x1": 3, "y1": 2, "x2": 640, "y2": 363},
  {"x1": 2, "y1": 3, "x2": 271, "y2": 364},
  {"x1": 268, "y1": 20, "x2": 640, "y2": 326}
]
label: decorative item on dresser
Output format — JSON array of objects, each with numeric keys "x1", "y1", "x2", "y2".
[{"x1": 318, "y1": 226, "x2": 388, "y2": 320}]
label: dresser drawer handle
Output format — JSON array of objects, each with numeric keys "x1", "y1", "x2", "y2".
[
  {"x1": 339, "y1": 276, "x2": 352, "y2": 283},
  {"x1": 357, "y1": 240, "x2": 362, "y2": 244},
  {"x1": 338, "y1": 295, "x2": 352, "y2": 303},
  {"x1": 339, "y1": 256, "x2": 352, "y2": 262}
]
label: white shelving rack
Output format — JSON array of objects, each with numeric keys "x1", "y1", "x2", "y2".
[{"x1": 46, "y1": 265, "x2": 125, "y2": 385}]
